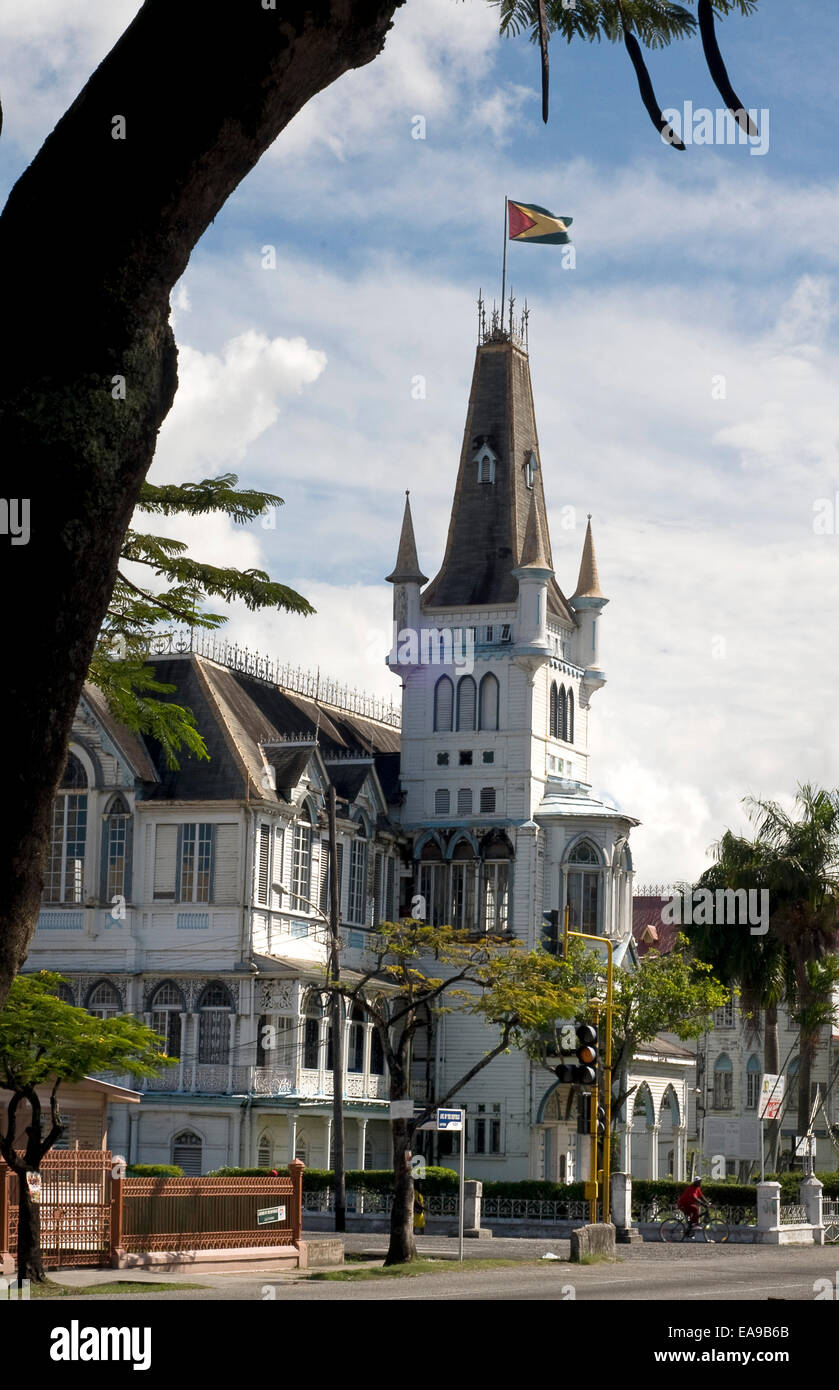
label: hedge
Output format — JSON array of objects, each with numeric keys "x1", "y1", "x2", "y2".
[
  {"x1": 126, "y1": 1164, "x2": 184, "y2": 1178},
  {"x1": 207, "y1": 1166, "x2": 459, "y2": 1193},
  {"x1": 206, "y1": 1167, "x2": 839, "y2": 1204}
]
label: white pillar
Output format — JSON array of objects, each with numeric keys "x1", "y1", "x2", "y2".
[
  {"x1": 226, "y1": 1014, "x2": 237, "y2": 1093},
  {"x1": 648, "y1": 1124, "x2": 659, "y2": 1180},
  {"x1": 177, "y1": 1013, "x2": 187, "y2": 1092},
  {"x1": 288, "y1": 1112, "x2": 298, "y2": 1165}
]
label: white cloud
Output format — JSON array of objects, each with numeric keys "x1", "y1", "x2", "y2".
[{"x1": 151, "y1": 329, "x2": 327, "y2": 482}]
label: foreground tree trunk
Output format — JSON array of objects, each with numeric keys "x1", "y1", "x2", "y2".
[
  {"x1": 13, "y1": 1173, "x2": 45, "y2": 1284},
  {"x1": 0, "y1": 0, "x2": 404, "y2": 1008},
  {"x1": 385, "y1": 1116, "x2": 416, "y2": 1266}
]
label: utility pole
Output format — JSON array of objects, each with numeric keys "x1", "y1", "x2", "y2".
[{"x1": 327, "y1": 783, "x2": 346, "y2": 1232}]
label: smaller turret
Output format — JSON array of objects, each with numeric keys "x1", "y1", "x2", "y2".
[
  {"x1": 386, "y1": 492, "x2": 428, "y2": 669},
  {"x1": 569, "y1": 515, "x2": 608, "y2": 691},
  {"x1": 512, "y1": 490, "x2": 553, "y2": 661}
]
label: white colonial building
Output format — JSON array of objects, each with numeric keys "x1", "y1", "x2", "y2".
[
  {"x1": 384, "y1": 310, "x2": 693, "y2": 1181},
  {"x1": 26, "y1": 309, "x2": 696, "y2": 1180}
]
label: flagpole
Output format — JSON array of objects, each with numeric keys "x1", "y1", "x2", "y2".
[{"x1": 500, "y1": 196, "x2": 508, "y2": 334}]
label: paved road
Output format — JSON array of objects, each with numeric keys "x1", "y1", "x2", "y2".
[{"x1": 57, "y1": 1242, "x2": 839, "y2": 1301}]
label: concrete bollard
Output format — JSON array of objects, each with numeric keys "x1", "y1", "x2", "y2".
[
  {"x1": 570, "y1": 1223, "x2": 616, "y2": 1262},
  {"x1": 756, "y1": 1181, "x2": 780, "y2": 1231},
  {"x1": 800, "y1": 1175, "x2": 825, "y2": 1246},
  {"x1": 610, "y1": 1171, "x2": 640, "y2": 1244}
]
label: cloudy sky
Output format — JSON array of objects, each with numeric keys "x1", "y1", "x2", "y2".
[{"x1": 3, "y1": 1, "x2": 838, "y2": 883}]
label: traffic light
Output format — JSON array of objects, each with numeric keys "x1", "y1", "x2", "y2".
[
  {"x1": 554, "y1": 1021, "x2": 599, "y2": 1085},
  {"x1": 542, "y1": 909, "x2": 559, "y2": 954}
]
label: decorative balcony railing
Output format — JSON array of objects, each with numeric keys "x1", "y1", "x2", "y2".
[{"x1": 140, "y1": 1064, "x2": 389, "y2": 1100}]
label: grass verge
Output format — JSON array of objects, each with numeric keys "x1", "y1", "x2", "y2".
[{"x1": 27, "y1": 1279, "x2": 207, "y2": 1299}]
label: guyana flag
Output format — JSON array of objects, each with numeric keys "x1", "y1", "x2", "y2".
[{"x1": 508, "y1": 200, "x2": 572, "y2": 245}]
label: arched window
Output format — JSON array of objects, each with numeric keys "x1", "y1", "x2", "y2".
[
  {"x1": 456, "y1": 676, "x2": 477, "y2": 732},
  {"x1": 303, "y1": 991, "x2": 322, "y2": 1071},
  {"x1": 291, "y1": 804, "x2": 312, "y2": 912},
  {"x1": 549, "y1": 681, "x2": 558, "y2": 739},
  {"x1": 434, "y1": 676, "x2": 453, "y2": 733},
  {"x1": 149, "y1": 980, "x2": 184, "y2": 1057},
  {"x1": 435, "y1": 788, "x2": 450, "y2": 816},
  {"x1": 713, "y1": 1053, "x2": 734, "y2": 1110},
  {"x1": 450, "y1": 839, "x2": 479, "y2": 932},
  {"x1": 172, "y1": 1130, "x2": 202, "y2": 1176},
  {"x1": 257, "y1": 1134, "x2": 272, "y2": 1170},
  {"x1": 45, "y1": 751, "x2": 88, "y2": 904},
  {"x1": 566, "y1": 840, "x2": 600, "y2": 933},
  {"x1": 417, "y1": 841, "x2": 446, "y2": 927},
  {"x1": 479, "y1": 787, "x2": 496, "y2": 814},
  {"x1": 558, "y1": 685, "x2": 567, "y2": 741},
  {"x1": 567, "y1": 688, "x2": 574, "y2": 744},
  {"x1": 746, "y1": 1055, "x2": 761, "y2": 1110},
  {"x1": 457, "y1": 788, "x2": 473, "y2": 815},
  {"x1": 197, "y1": 982, "x2": 233, "y2": 1065},
  {"x1": 478, "y1": 673, "x2": 499, "y2": 731},
  {"x1": 348, "y1": 821, "x2": 368, "y2": 925},
  {"x1": 52, "y1": 980, "x2": 75, "y2": 1006},
  {"x1": 103, "y1": 794, "x2": 131, "y2": 902},
  {"x1": 348, "y1": 1003, "x2": 365, "y2": 1073},
  {"x1": 86, "y1": 980, "x2": 121, "y2": 1019}
]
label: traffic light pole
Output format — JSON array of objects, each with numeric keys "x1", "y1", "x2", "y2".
[{"x1": 563, "y1": 905, "x2": 613, "y2": 1226}]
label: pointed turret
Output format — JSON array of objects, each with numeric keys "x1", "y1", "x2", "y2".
[
  {"x1": 569, "y1": 515, "x2": 608, "y2": 690},
  {"x1": 518, "y1": 488, "x2": 553, "y2": 572},
  {"x1": 571, "y1": 514, "x2": 605, "y2": 602},
  {"x1": 386, "y1": 492, "x2": 428, "y2": 586},
  {"x1": 421, "y1": 335, "x2": 572, "y2": 621},
  {"x1": 386, "y1": 492, "x2": 427, "y2": 671}
]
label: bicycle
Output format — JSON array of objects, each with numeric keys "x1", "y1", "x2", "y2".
[{"x1": 659, "y1": 1208, "x2": 729, "y2": 1243}]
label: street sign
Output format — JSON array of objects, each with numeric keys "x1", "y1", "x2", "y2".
[
  {"x1": 758, "y1": 1073, "x2": 785, "y2": 1120},
  {"x1": 389, "y1": 1099, "x2": 414, "y2": 1120},
  {"x1": 410, "y1": 1155, "x2": 427, "y2": 1179},
  {"x1": 257, "y1": 1205, "x2": 286, "y2": 1226},
  {"x1": 704, "y1": 1117, "x2": 760, "y2": 1159},
  {"x1": 436, "y1": 1108, "x2": 464, "y2": 1132}
]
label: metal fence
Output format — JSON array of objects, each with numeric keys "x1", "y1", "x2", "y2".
[
  {"x1": 0, "y1": 1152, "x2": 305, "y2": 1268},
  {"x1": 1, "y1": 1150, "x2": 113, "y2": 1269},
  {"x1": 121, "y1": 1169, "x2": 303, "y2": 1253},
  {"x1": 779, "y1": 1204, "x2": 808, "y2": 1225}
]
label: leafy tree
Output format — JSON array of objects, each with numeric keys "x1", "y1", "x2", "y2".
[
  {"x1": 0, "y1": 0, "x2": 763, "y2": 1012},
  {"x1": 327, "y1": 921, "x2": 584, "y2": 1265},
  {"x1": 0, "y1": 973, "x2": 170, "y2": 1284},
  {"x1": 94, "y1": 472, "x2": 314, "y2": 768}
]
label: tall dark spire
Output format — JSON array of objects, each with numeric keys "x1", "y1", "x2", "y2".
[{"x1": 422, "y1": 337, "x2": 572, "y2": 620}]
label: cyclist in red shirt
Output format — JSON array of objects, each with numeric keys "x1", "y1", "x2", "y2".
[{"x1": 677, "y1": 1177, "x2": 710, "y2": 1237}]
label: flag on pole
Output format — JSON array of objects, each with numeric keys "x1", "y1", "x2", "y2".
[{"x1": 508, "y1": 201, "x2": 572, "y2": 245}]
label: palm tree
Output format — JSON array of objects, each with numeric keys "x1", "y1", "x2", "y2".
[
  {"x1": 745, "y1": 786, "x2": 839, "y2": 1137},
  {"x1": 684, "y1": 830, "x2": 787, "y2": 1164},
  {"x1": 689, "y1": 786, "x2": 839, "y2": 1150}
]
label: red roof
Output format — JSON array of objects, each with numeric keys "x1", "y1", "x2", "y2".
[{"x1": 632, "y1": 895, "x2": 680, "y2": 957}]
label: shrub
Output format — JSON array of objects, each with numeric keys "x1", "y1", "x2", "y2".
[
  {"x1": 125, "y1": 1164, "x2": 184, "y2": 1178},
  {"x1": 206, "y1": 1165, "x2": 459, "y2": 1192}
]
